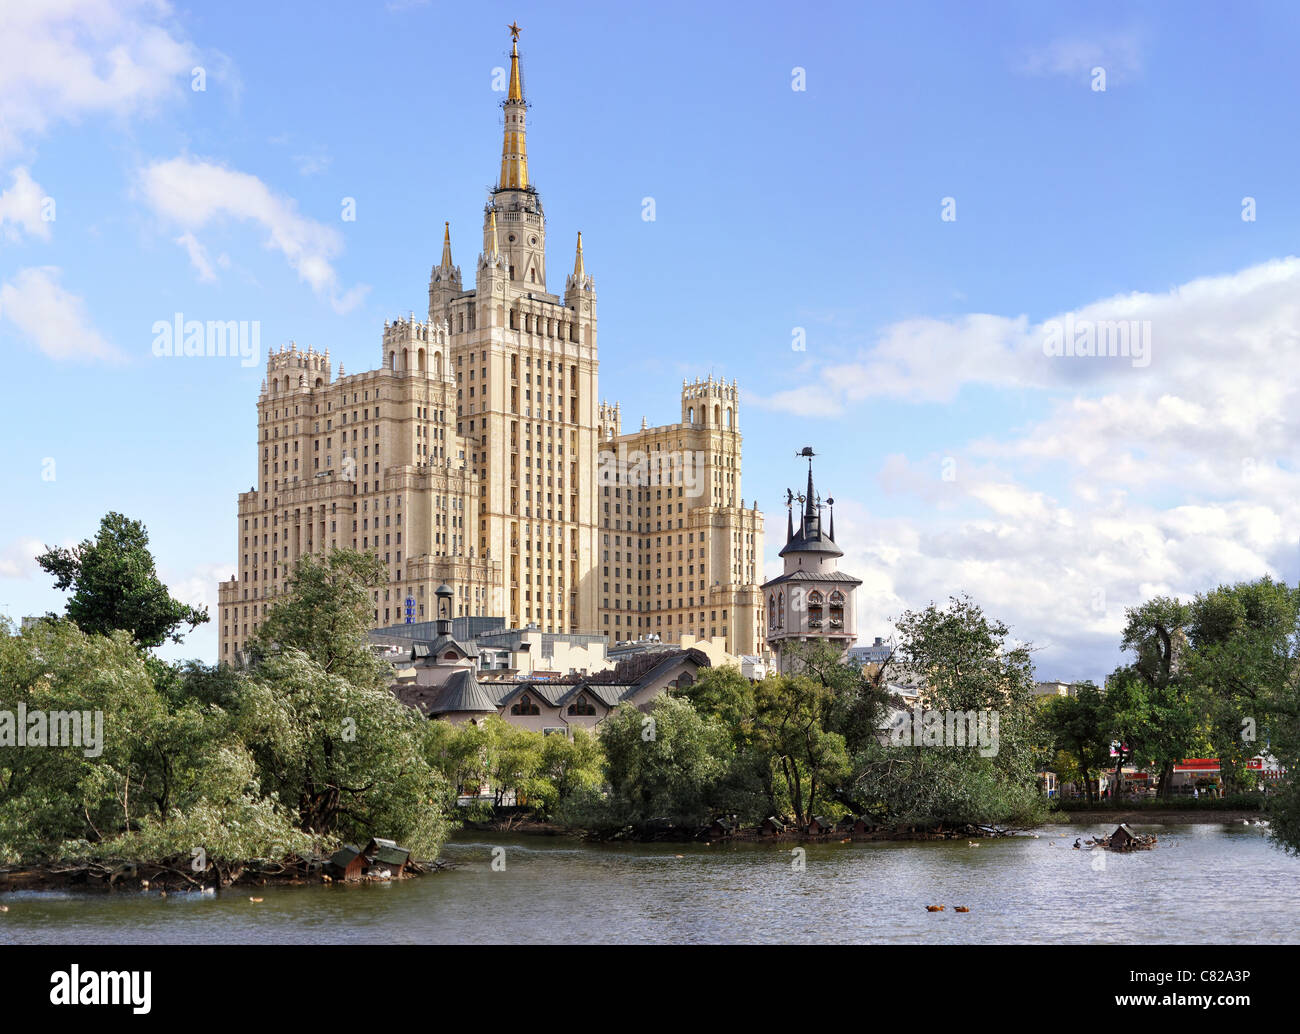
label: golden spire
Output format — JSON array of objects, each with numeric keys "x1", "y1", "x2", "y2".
[
  {"x1": 507, "y1": 23, "x2": 523, "y2": 101},
  {"x1": 498, "y1": 23, "x2": 529, "y2": 190},
  {"x1": 440, "y1": 221, "x2": 453, "y2": 268},
  {"x1": 573, "y1": 231, "x2": 584, "y2": 279}
]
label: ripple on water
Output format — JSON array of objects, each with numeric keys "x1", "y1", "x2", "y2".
[{"x1": 3, "y1": 824, "x2": 1297, "y2": 944}]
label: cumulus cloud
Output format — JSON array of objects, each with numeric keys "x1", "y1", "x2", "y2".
[
  {"x1": 139, "y1": 155, "x2": 368, "y2": 313},
  {"x1": 762, "y1": 257, "x2": 1300, "y2": 680},
  {"x1": 0, "y1": 167, "x2": 51, "y2": 241},
  {"x1": 0, "y1": 537, "x2": 49, "y2": 580},
  {"x1": 0, "y1": 266, "x2": 119, "y2": 361},
  {"x1": 0, "y1": 0, "x2": 197, "y2": 157}
]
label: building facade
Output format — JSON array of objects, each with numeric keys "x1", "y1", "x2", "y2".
[
  {"x1": 218, "y1": 27, "x2": 765, "y2": 664},
  {"x1": 595, "y1": 377, "x2": 765, "y2": 656}
]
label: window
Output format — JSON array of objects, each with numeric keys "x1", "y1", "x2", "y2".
[
  {"x1": 511, "y1": 693, "x2": 540, "y2": 716},
  {"x1": 808, "y1": 590, "x2": 824, "y2": 629},
  {"x1": 567, "y1": 694, "x2": 596, "y2": 716}
]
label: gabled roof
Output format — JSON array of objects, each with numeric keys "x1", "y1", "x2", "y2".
[
  {"x1": 417, "y1": 635, "x2": 480, "y2": 660},
  {"x1": 494, "y1": 681, "x2": 567, "y2": 709}
]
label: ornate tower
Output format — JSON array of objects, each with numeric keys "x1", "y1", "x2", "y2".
[
  {"x1": 487, "y1": 22, "x2": 546, "y2": 288},
  {"x1": 428, "y1": 221, "x2": 462, "y2": 318},
  {"x1": 761, "y1": 448, "x2": 862, "y2": 673}
]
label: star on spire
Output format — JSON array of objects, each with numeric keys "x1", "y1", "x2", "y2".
[{"x1": 508, "y1": 21, "x2": 521, "y2": 41}]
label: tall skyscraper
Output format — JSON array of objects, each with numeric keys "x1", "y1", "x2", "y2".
[{"x1": 218, "y1": 25, "x2": 765, "y2": 664}]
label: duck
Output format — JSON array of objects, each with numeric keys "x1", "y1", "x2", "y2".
[
  {"x1": 1242, "y1": 819, "x2": 1251, "y2": 825},
  {"x1": 0, "y1": 905, "x2": 8, "y2": 913},
  {"x1": 249, "y1": 897, "x2": 264, "y2": 903},
  {"x1": 674, "y1": 854, "x2": 684, "y2": 859},
  {"x1": 967, "y1": 841, "x2": 980, "y2": 847},
  {"x1": 954, "y1": 906, "x2": 970, "y2": 913},
  {"x1": 840, "y1": 837, "x2": 851, "y2": 844},
  {"x1": 926, "y1": 905, "x2": 945, "y2": 912}
]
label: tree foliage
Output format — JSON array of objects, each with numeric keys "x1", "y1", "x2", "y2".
[{"x1": 36, "y1": 512, "x2": 208, "y2": 648}]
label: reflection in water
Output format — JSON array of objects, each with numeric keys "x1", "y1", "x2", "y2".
[{"x1": 3, "y1": 824, "x2": 1296, "y2": 945}]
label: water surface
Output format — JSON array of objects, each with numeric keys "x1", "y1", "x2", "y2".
[{"x1": 3, "y1": 823, "x2": 1295, "y2": 944}]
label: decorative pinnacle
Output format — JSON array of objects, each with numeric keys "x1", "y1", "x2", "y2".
[{"x1": 440, "y1": 221, "x2": 453, "y2": 269}]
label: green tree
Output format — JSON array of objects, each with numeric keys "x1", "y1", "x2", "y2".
[
  {"x1": 851, "y1": 595, "x2": 1044, "y2": 829},
  {"x1": 1187, "y1": 577, "x2": 1300, "y2": 793},
  {"x1": 752, "y1": 671, "x2": 851, "y2": 825},
  {"x1": 599, "y1": 695, "x2": 731, "y2": 828},
  {"x1": 1118, "y1": 597, "x2": 1199, "y2": 797},
  {"x1": 36, "y1": 512, "x2": 207, "y2": 648},
  {"x1": 1037, "y1": 682, "x2": 1110, "y2": 803},
  {"x1": 250, "y1": 548, "x2": 391, "y2": 687}
]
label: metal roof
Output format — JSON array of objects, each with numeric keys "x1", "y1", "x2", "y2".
[{"x1": 431, "y1": 669, "x2": 499, "y2": 713}]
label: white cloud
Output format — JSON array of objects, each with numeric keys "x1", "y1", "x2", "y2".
[
  {"x1": 0, "y1": 167, "x2": 51, "y2": 241},
  {"x1": 0, "y1": 266, "x2": 118, "y2": 361},
  {"x1": 0, "y1": 537, "x2": 49, "y2": 580},
  {"x1": 763, "y1": 257, "x2": 1300, "y2": 680},
  {"x1": 139, "y1": 155, "x2": 368, "y2": 313},
  {"x1": 174, "y1": 230, "x2": 216, "y2": 282},
  {"x1": 0, "y1": 0, "x2": 197, "y2": 157}
]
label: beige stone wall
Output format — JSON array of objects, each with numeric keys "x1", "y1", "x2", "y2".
[
  {"x1": 595, "y1": 377, "x2": 766, "y2": 658},
  {"x1": 218, "y1": 337, "x2": 501, "y2": 663}
]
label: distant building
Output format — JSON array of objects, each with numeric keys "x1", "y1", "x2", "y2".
[
  {"x1": 1033, "y1": 680, "x2": 1074, "y2": 698},
  {"x1": 761, "y1": 448, "x2": 862, "y2": 674},
  {"x1": 847, "y1": 636, "x2": 892, "y2": 666},
  {"x1": 395, "y1": 644, "x2": 710, "y2": 735}
]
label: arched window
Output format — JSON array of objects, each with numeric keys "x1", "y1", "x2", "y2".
[
  {"x1": 808, "y1": 590, "x2": 824, "y2": 629},
  {"x1": 567, "y1": 694, "x2": 595, "y2": 716},
  {"x1": 829, "y1": 591, "x2": 845, "y2": 629},
  {"x1": 768, "y1": 594, "x2": 776, "y2": 630},
  {"x1": 511, "y1": 693, "x2": 540, "y2": 716},
  {"x1": 418, "y1": 348, "x2": 426, "y2": 373}
]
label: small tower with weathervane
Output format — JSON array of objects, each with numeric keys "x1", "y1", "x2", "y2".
[{"x1": 761, "y1": 448, "x2": 862, "y2": 674}]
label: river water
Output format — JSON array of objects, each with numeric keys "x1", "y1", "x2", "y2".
[{"x1": 3, "y1": 823, "x2": 1297, "y2": 944}]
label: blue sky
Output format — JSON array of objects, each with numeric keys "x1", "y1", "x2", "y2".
[{"x1": 4, "y1": 0, "x2": 1300, "y2": 680}]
